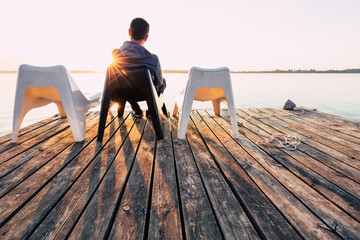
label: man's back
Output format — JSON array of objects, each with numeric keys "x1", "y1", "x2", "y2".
[{"x1": 112, "y1": 40, "x2": 166, "y2": 94}]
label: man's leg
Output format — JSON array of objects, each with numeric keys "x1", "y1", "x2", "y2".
[
  {"x1": 129, "y1": 101, "x2": 143, "y2": 117},
  {"x1": 117, "y1": 100, "x2": 126, "y2": 117}
]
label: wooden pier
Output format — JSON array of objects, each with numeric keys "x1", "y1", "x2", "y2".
[{"x1": 0, "y1": 108, "x2": 360, "y2": 239}]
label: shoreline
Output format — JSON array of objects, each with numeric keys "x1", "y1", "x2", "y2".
[{"x1": 2, "y1": 69, "x2": 360, "y2": 74}]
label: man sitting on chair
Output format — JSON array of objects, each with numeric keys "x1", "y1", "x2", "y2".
[{"x1": 111, "y1": 17, "x2": 167, "y2": 118}]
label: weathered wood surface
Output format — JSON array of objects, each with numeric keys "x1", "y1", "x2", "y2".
[{"x1": 0, "y1": 108, "x2": 359, "y2": 239}]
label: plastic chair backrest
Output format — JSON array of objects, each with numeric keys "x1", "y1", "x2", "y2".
[
  {"x1": 16, "y1": 64, "x2": 88, "y2": 110},
  {"x1": 187, "y1": 66, "x2": 230, "y2": 87},
  {"x1": 97, "y1": 66, "x2": 165, "y2": 141},
  {"x1": 108, "y1": 67, "x2": 155, "y2": 101}
]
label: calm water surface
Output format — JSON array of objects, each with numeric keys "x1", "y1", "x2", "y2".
[{"x1": 1, "y1": 73, "x2": 359, "y2": 137}]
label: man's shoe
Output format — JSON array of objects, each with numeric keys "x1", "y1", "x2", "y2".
[
  {"x1": 132, "y1": 110, "x2": 143, "y2": 118},
  {"x1": 145, "y1": 110, "x2": 151, "y2": 118}
]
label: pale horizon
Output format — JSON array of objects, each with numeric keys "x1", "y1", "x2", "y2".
[{"x1": 1, "y1": 0, "x2": 360, "y2": 72}]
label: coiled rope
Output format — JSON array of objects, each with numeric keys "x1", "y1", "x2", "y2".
[
  {"x1": 240, "y1": 112, "x2": 302, "y2": 151},
  {"x1": 268, "y1": 134, "x2": 301, "y2": 150}
]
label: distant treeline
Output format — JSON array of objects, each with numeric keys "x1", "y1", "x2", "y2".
[
  {"x1": 0, "y1": 70, "x2": 103, "y2": 74},
  {"x1": 232, "y1": 68, "x2": 360, "y2": 73},
  {"x1": 163, "y1": 70, "x2": 189, "y2": 74},
  {"x1": 2, "y1": 68, "x2": 360, "y2": 74},
  {"x1": 68, "y1": 70, "x2": 102, "y2": 74},
  {"x1": 0, "y1": 70, "x2": 17, "y2": 74},
  {"x1": 163, "y1": 69, "x2": 360, "y2": 73}
]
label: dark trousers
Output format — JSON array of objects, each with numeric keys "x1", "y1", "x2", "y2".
[
  {"x1": 117, "y1": 100, "x2": 142, "y2": 116},
  {"x1": 116, "y1": 87, "x2": 162, "y2": 117}
]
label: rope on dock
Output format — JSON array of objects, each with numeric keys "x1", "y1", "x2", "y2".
[
  {"x1": 268, "y1": 134, "x2": 301, "y2": 150},
  {"x1": 238, "y1": 111, "x2": 302, "y2": 150}
]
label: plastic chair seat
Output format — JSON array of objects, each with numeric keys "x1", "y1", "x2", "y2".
[
  {"x1": 12, "y1": 64, "x2": 101, "y2": 143},
  {"x1": 173, "y1": 66, "x2": 239, "y2": 139},
  {"x1": 97, "y1": 66, "x2": 167, "y2": 141}
]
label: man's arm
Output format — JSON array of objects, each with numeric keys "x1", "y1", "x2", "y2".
[{"x1": 139, "y1": 54, "x2": 166, "y2": 94}]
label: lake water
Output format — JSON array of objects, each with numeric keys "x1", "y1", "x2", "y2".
[{"x1": 1, "y1": 73, "x2": 359, "y2": 137}]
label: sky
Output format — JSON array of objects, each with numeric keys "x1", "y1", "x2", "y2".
[{"x1": 1, "y1": 0, "x2": 359, "y2": 72}]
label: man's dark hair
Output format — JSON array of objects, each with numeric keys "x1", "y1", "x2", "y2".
[{"x1": 130, "y1": 18, "x2": 149, "y2": 40}]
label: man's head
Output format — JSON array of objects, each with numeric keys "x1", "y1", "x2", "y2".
[{"x1": 129, "y1": 18, "x2": 149, "y2": 43}]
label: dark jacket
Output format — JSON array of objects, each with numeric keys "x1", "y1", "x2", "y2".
[{"x1": 112, "y1": 41, "x2": 166, "y2": 94}]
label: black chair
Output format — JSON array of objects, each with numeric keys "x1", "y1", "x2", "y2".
[{"x1": 97, "y1": 66, "x2": 168, "y2": 141}]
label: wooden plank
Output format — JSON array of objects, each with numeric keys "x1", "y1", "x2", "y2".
[
  {"x1": 0, "y1": 117, "x2": 71, "y2": 164},
  {"x1": 218, "y1": 110, "x2": 360, "y2": 222},
  {"x1": 258, "y1": 108, "x2": 360, "y2": 164},
  {"x1": 0, "y1": 113, "x2": 119, "y2": 239},
  {"x1": 258, "y1": 108, "x2": 360, "y2": 155},
  {"x1": 240, "y1": 107, "x2": 360, "y2": 186},
  {"x1": 0, "y1": 112, "x2": 98, "y2": 176},
  {"x1": 232, "y1": 109, "x2": 360, "y2": 200},
  {"x1": 186, "y1": 112, "x2": 259, "y2": 239},
  {"x1": 108, "y1": 119, "x2": 156, "y2": 239},
  {"x1": 249, "y1": 107, "x2": 360, "y2": 162},
  {"x1": 0, "y1": 111, "x2": 96, "y2": 163},
  {"x1": 0, "y1": 113, "x2": 100, "y2": 198},
  {"x1": 262, "y1": 107, "x2": 360, "y2": 139},
  {"x1": 307, "y1": 109, "x2": 360, "y2": 128},
  {"x1": 193, "y1": 110, "x2": 302, "y2": 239},
  {"x1": 1, "y1": 108, "x2": 359, "y2": 239},
  {"x1": 0, "y1": 115, "x2": 77, "y2": 156},
  {"x1": 202, "y1": 111, "x2": 342, "y2": 239},
  {"x1": 216, "y1": 110, "x2": 360, "y2": 239},
  {"x1": 29, "y1": 115, "x2": 141, "y2": 240},
  {"x1": 170, "y1": 115, "x2": 223, "y2": 239},
  {"x1": 148, "y1": 115, "x2": 183, "y2": 239},
  {"x1": 238, "y1": 109, "x2": 360, "y2": 183},
  {"x1": 0, "y1": 114, "x2": 60, "y2": 146}
]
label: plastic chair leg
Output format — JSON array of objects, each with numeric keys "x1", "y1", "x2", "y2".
[
  {"x1": 212, "y1": 99, "x2": 221, "y2": 116},
  {"x1": 97, "y1": 95, "x2": 111, "y2": 142},
  {"x1": 177, "y1": 89, "x2": 196, "y2": 139},
  {"x1": 223, "y1": 87, "x2": 239, "y2": 138},
  {"x1": 68, "y1": 113, "x2": 87, "y2": 141},
  {"x1": 12, "y1": 89, "x2": 26, "y2": 143},
  {"x1": 58, "y1": 97, "x2": 87, "y2": 142},
  {"x1": 146, "y1": 98, "x2": 164, "y2": 140},
  {"x1": 55, "y1": 102, "x2": 67, "y2": 117},
  {"x1": 12, "y1": 89, "x2": 49, "y2": 142},
  {"x1": 161, "y1": 103, "x2": 168, "y2": 116},
  {"x1": 173, "y1": 103, "x2": 179, "y2": 116}
]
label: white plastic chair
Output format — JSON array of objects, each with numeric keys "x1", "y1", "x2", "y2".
[
  {"x1": 173, "y1": 67, "x2": 239, "y2": 139},
  {"x1": 12, "y1": 64, "x2": 101, "y2": 143}
]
